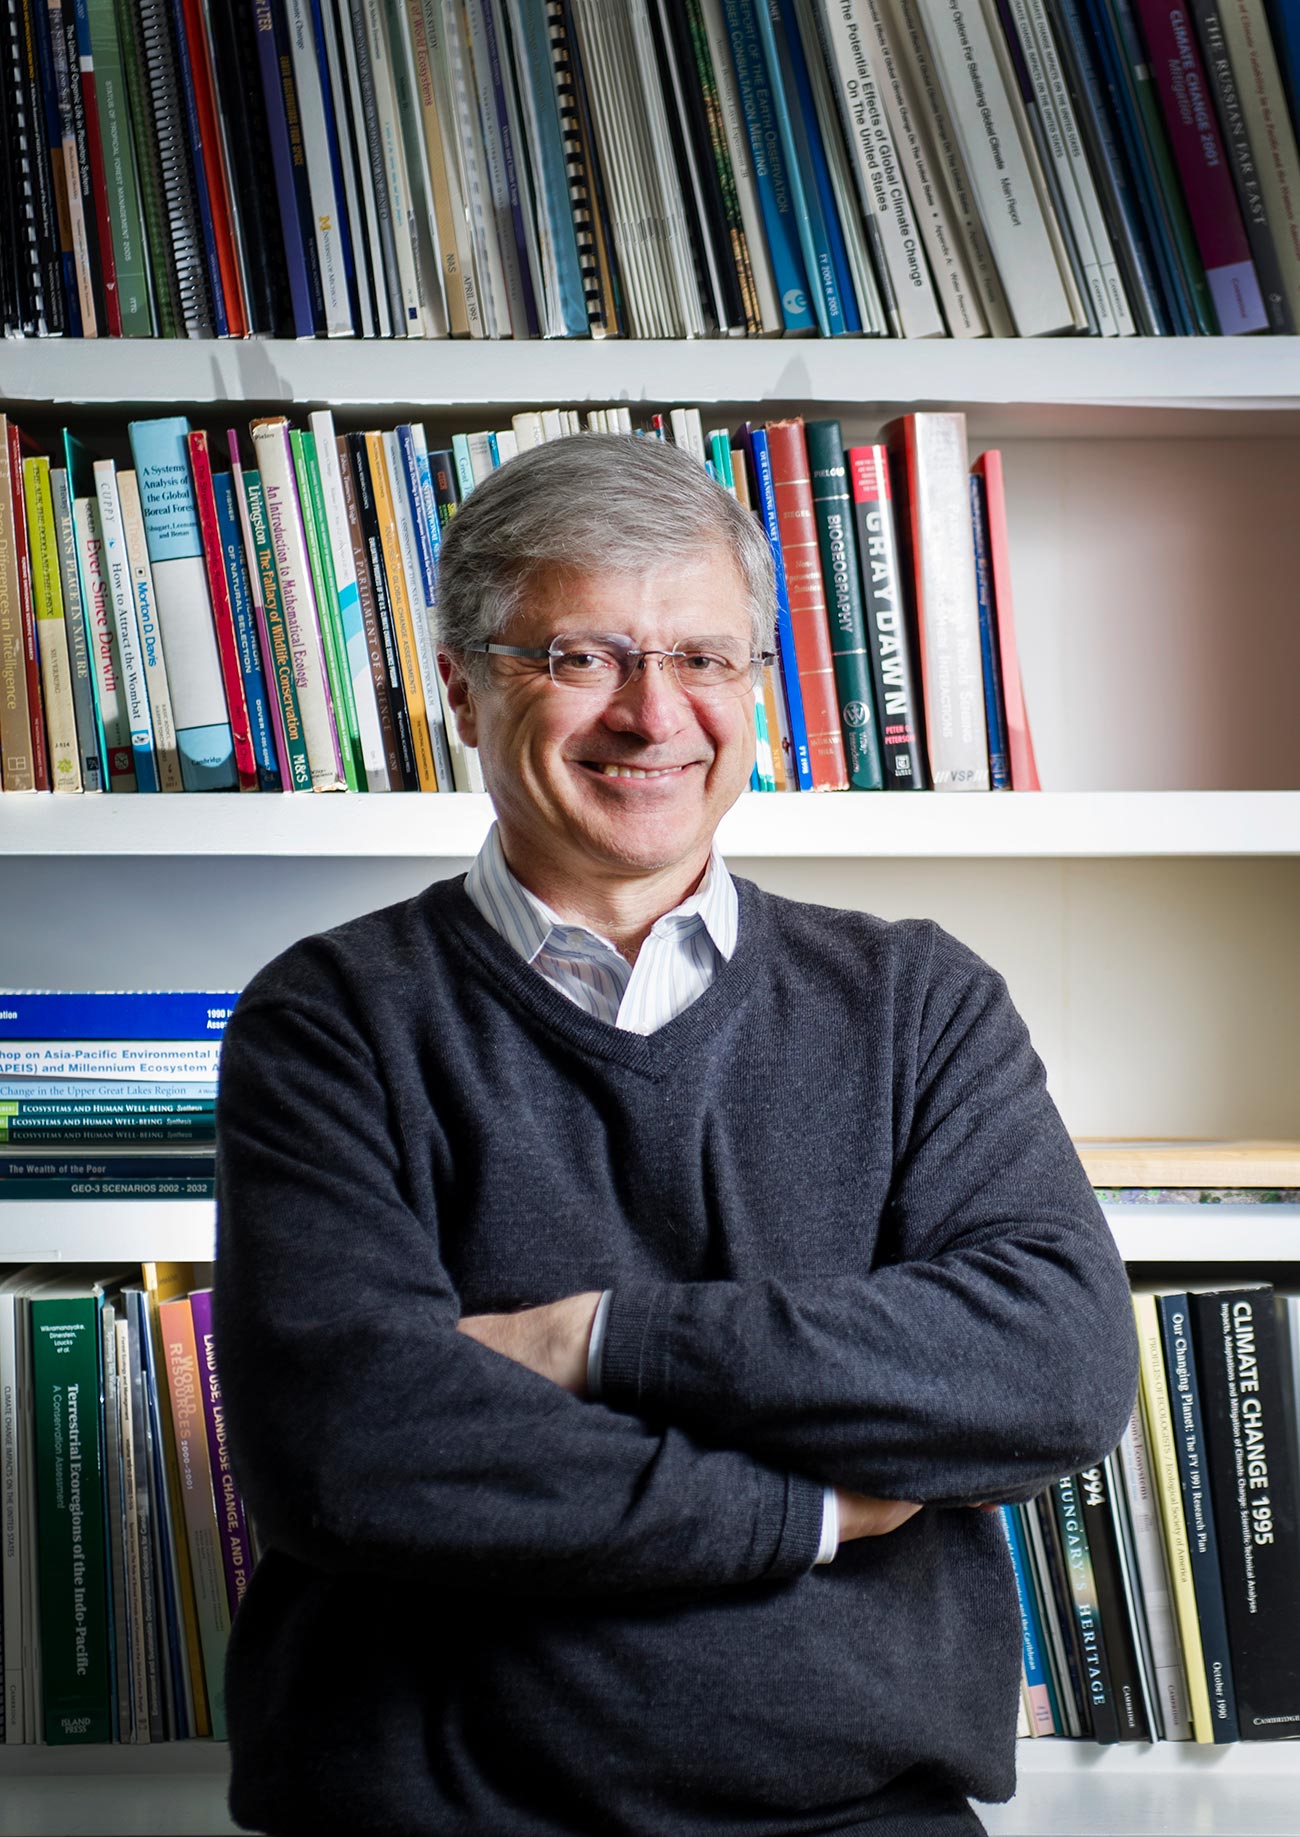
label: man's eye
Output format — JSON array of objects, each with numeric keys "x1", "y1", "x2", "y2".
[
  {"x1": 678, "y1": 652, "x2": 733, "y2": 676},
  {"x1": 562, "y1": 651, "x2": 614, "y2": 672}
]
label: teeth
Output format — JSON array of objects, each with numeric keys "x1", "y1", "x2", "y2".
[{"x1": 599, "y1": 765, "x2": 682, "y2": 779}]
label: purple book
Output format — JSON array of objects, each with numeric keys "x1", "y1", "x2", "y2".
[
  {"x1": 188, "y1": 1288, "x2": 254, "y2": 1621},
  {"x1": 1131, "y1": 0, "x2": 1268, "y2": 332},
  {"x1": 250, "y1": 0, "x2": 322, "y2": 336}
]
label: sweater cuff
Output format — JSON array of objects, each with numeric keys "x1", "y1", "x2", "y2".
[
  {"x1": 598, "y1": 1280, "x2": 670, "y2": 1408},
  {"x1": 766, "y1": 1473, "x2": 829, "y2": 1580}
]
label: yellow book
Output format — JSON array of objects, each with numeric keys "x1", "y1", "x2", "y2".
[
  {"x1": 141, "y1": 1261, "x2": 210, "y2": 1738},
  {"x1": 1133, "y1": 1292, "x2": 1215, "y2": 1743},
  {"x1": 22, "y1": 457, "x2": 81, "y2": 792},
  {"x1": 364, "y1": 432, "x2": 438, "y2": 791}
]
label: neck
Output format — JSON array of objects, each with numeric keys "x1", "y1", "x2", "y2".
[{"x1": 498, "y1": 835, "x2": 713, "y2": 964}]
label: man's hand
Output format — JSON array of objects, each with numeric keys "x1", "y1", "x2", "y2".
[
  {"x1": 457, "y1": 1292, "x2": 603, "y2": 1396},
  {"x1": 833, "y1": 1490, "x2": 923, "y2": 1541}
]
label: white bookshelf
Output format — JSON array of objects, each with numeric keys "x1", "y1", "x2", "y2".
[{"x1": 4, "y1": 330, "x2": 1298, "y2": 1837}]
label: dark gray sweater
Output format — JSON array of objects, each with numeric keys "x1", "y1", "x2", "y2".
[{"x1": 213, "y1": 875, "x2": 1138, "y2": 1837}]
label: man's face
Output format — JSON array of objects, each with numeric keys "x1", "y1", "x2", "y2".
[{"x1": 442, "y1": 549, "x2": 757, "y2": 895}]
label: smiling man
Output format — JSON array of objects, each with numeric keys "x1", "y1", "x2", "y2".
[{"x1": 214, "y1": 434, "x2": 1138, "y2": 1837}]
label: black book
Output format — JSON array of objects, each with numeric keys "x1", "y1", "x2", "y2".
[
  {"x1": 1077, "y1": 1460, "x2": 1153, "y2": 1739},
  {"x1": 1189, "y1": 1285, "x2": 1300, "y2": 1739},
  {"x1": 207, "y1": 0, "x2": 296, "y2": 337},
  {"x1": 27, "y1": 0, "x2": 77, "y2": 333},
  {"x1": 3, "y1": 0, "x2": 52, "y2": 334},
  {"x1": 845, "y1": 445, "x2": 928, "y2": 790},
  {"x1": 346, "y1": 433, "x2": 419, "y2": 793},
  {"x1": 428, "y1": 449, "x2": 460, "y2": 530},
  {"x1": 1051, "y1": 1472, "x2": 1123, "y2": 1743}
]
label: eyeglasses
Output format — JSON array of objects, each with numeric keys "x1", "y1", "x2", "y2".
[{"x1": 462, "y1": 633, "x2": 776, "y2": 700}]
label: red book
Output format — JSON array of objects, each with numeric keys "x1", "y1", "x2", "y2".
[
  {"x1": 971, "y1": 451, "x2": 1040, "y2": 793},
  {"x1": 187, "y1": 431, "x2": 258, "y2": 790},
  {"x1": 75, "y1": 22, "x2": 121, "y2": 336},
  {"x1": 763, "y1": 419, "x2": 849, "y2": 792},
  {"x1": 8, "y1": 424, "x2": 49, "y2": 791},
  {"x1": 176, "y1": 0, "x2": 248, "y2": 337}
]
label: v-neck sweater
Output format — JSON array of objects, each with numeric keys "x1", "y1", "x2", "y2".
[{"x1": 213, "y1": 874, "x2": 1138, "y2": 1837}]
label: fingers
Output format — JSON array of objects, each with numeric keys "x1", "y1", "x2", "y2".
[{"x1": 833, "y1": 1489, "x2": 923, "y2": 1542}]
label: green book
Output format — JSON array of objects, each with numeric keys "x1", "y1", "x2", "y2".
[
  {"x1": 289, "y1": 431, "x2": 363, "y2": 792},
  {"x1": 85, "y1": 0, "x2": 154, "y2": 336},
  {"x1": 29, "y1": 1280, "x2": 119, "y2": 1743},
  {"x1": 805, "y1": 420, "x2": 885, "y2": 792},
  {"x1": 111, "y1": 0, "x2": 181, "y2": 338},
  {"x1": 242, "y1": 475, "x2": 313, "y2": 794}
]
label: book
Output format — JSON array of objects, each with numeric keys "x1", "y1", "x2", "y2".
[
  {"x1": 0, "y1": 418, "x2": 37, "y2": 792},
  {"x1": 845, "y1": 445, "x2": 927, "y2": 788},
  {"x1": 116, "y1": 470, "x2": 185, "y2": 794},
  {"x1": 212, "y1": 470, "x2": 282, "y2": 792},
  {"x1": 363, "y1": 429, "x2": 439, "y2": 790},
  {"x1": 84, "y1": 0, "x2": 153, "y2": 333},
  {"x1": 882, "y1": 413, "x2": 988, "y2": 790},
  {"x1": 969, "y1": 449, "x2": 1039, "y2": 790},
  {"x1": 309, "y1": 412, "x2": 389, "y2": 791},
  {"x1": 345, "y1": 431, "x2": 420, "y2": 789},
  {"x1": 968, "y1": 470, "x2": 1011, "y2": 790},
  {"x1": 94, "y1": 458, "x2": 160, "y2": 794},
  {"x1": 999, "y1": 1504, "x2": 1058, "y2": 1733},
  {"x1": 187, "y1": 430, "x2": 261, "y2": 794},
  {"x1": 805, "y1": 420, "x2": 885, "y2": 790},
  {"x1": 250, "y1": 0, "x2": 323, "y2": 336},
  {"x1": 334, "y1": 434, "x2": 404, "y2": 788},
  {"x1": 1189, "y1": 1284, "x2": 1300, "y2": 1737},
  {"x1": 70, "y1": 488, "x2": 136, "y2": 795},
  {"x1": 1050, "y1": 1470, "x2": 1123, "y2": 1741},
  {"x1": 20, "y1": 458, "x2": 81, "y2": 793},
  {"x1": 741, "y1": 424, "x2": 815, "y2": 791},
  {"x1": 289, "y1": 428, "x2": 363, "y2": 791},
  {"x1": 1076, "y1": 1459, "x2": 1153, "y2": 1738},
  {"x1": 1156, "y1": 1291, "x2": 1240, "y2": 1738},
  {"x1": 187, "y1": 1290, "x2": 253, "y2": 1622},
  {"x1": 126, "y1": 418, "x2": 238, "y2": 792},
  {"x1": 1210, "y1": 0, "x2": 1300, "y2": 332},
  {"x1": 49, "y1": 466, "x2": 107, "y2": 793}
]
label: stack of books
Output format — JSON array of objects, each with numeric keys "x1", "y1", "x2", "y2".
[
  {"x1": 0, "y1": 404, "x2": 1039, "y2": 798},
  {"x1": 0, "y1": 1259, "x2": 250, "y2": 1744},
  {"x1": 3, "y1": 0, "x2": 1298, "y2": 340},
  {"x1": 0, "y1": 992, "x2": 228, "y2": 1200}
]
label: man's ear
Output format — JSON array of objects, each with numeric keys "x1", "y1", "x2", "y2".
[{"x1": 438, "y1": 650, "x2": 479, "y2": 749}]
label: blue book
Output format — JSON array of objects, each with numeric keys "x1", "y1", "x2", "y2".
[
  {"x1": 0, "y1": 993, "x2": 239, "y2": 1040},
  {"x1": 968, "y1": 476, "x2": 1009, "y2": 791},
  {"x1": 451, "y1": 435, "x2": 477, "y2": 500},
  {"x1": 126, "y1": 417, "x2": 238, "y2": 791},
  {"x1": 999, "y1": 1506, "x2": 1060, "y2": 1733},
  {"x1": 481, "y1": 0, "x2": 542, "y2": 337},
  {"x1": 769, "y1": 0, "x2": 859, "y2": 334},
  {"x1": 213, "y1": 476, "x2": 280, "y2": 789},
  {"x1": 394, "y1": 428, "x2": 440, "y2": 619},
  {"x1": 506, "y1": 0, "x2": 589, "y2": 335},
  {"x1": 718, "y1": 0, "x2": 816, "y2": 332},
  {"x1": 1158, "y1": 1294, "x2": 1241, "y2": 1742},
  {"x1": 745, "y1": 426, "x2": 814, "y2": 791},
  {"x1": 250, "y1": 0, "x2": 322, "y2": 334}
]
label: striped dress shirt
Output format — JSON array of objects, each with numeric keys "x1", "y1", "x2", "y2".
[{"x1": 463, "y1": 822, "x2": 839, "y2": 1564}]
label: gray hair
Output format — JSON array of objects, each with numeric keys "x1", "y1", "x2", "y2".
[{"x1": 435, "y1": 433, "x2": 776, "y2": 671}]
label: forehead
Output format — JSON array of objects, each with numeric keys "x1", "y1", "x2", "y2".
[{"x1": 513, "y1": 551, "x2": 751, "y2": 642}]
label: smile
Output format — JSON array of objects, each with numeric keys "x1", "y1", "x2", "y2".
[{"x1": 580, "y1": 763, "x2": 693, "y2": 779}]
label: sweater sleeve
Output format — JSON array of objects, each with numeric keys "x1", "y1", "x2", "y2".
[
  {"x1": 597, "y1": 926, "x2": 1139, "y2": 1509},
  {"x1": 213, "y1": 976, "x2": 824, "y2": 1595}
]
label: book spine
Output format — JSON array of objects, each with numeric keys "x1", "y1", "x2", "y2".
[
  {"x1": 1077, "y1": 1460, "x2": 1154, "y2": 1739},
  {"x1": 1213, "y1": 0, "x2": 1300, "y2": 330},
  {"x1": 335, "y1": 433, "x2": 401, "y2": 788},
  {"x1": 882, "y1": 412, "x2": 989, "y2": 790},
  {"x1": 481, "y1": 0, "x2": 545, "y2": 336},
  {"x1": 1157, "y1": 1293, "x2": 1240, "y2": 1738},
  {"x1": 113, "y1": 0, "x2": 182, "y2": 338},
  {"x1": 137, "y1": 0, "x2": 216, "y2": 334},
  {"x1": 24, "y1": 0, "x2": 72, "y2": 335},
  {"x1": 49, "y1": 0, "x2": 100, "y2": 337},
  {"x1": 389, "y1": 426, "x2": 456, "y2": 790},
  {"x1": 8, "y1": 429, "x2": 50, "y2": 792},
  {"x1": 364, "y1": 431, "x2": 438, "y2": 789},
  {"x1": 307, "y1": 415, "x2": 387, "y2": 787},
  {"x1": 998, "y1": 1504, "x2": 1057, "y2": 1733},
  {"x1": 718, "y1": 0, "x2": 818, "y2": 328},
  {"x1": 0, "y1": 1294, "x2": 27, "y2": 1739},
  {"x1": 764, "y1": 420, "x2": 849, "y2": 790},
  {"x1": 445, "y1": 0, "x2": 511, "y2": 337},
  {"x1": 325, "y1": 0, "x2": 389, "y2": 336},
  {"x1": 0, "y1": 425, "x2": 37, "y2": 794},
  {"x1": 1131, "y1": 0, "x2": 1270, "y2": 328},
  {"x1": 1051, "y1": 1470, "x2": 1123, "y2": 1741},
  {"x1": 96, "y1": 1302, "x2": 128, "y2": 1740},
  {"x1": 383, "y1": 0, "x2": 454, "y2": 339},
  {"x1": 289, "y1": 429, "x2": 362, "y2": 790},
  {"x1": 117, "y1": 469, "x2": 185, "y2": 792},
  {"x1": 72, "y1": 493, "x2": 137, "y2": 793},
  {"x1": 698, "y1": 0, "x2": 785, "y2": 329},
  {"x1": 123, "y1": 1300, "x2": 167, "y2": 1739},
  {"x1": 682, "y1": 0, "x2": 762, "y2": 334},
  {"x1": 30, "y1": 1296, "x2": 113, "y2": 1742},
  {"x1": 968, "y1": 472, "x2": 1011, "y2": 790},
  {"x1": 1104, "y1": 1442, "x2": 1166, "y2": 1739},
  {"x1": 1031, "y1": 1488, "x2": 1090, "y2": 1733},
  {"x1": 186, "y1": 1292, "x2": 252, "y2": 1622},
  {"x1": 113, "y1": 1314, "x2": 150, "y2": 1738},
  {"x1": 345, "y1": 432, "x2": 418, "y2": 790},
  {"x1": 846, "y1": 446, "x2": 928, "y2": 788},
  {"x1": 185, "y1": 433, "x2": 259, "y2": 791},
  {"x1": 241, "y1": 472, "x2": 314, "y2": 792},
  {"x1": 84, "y1": 0, "x2": 152, "y2": 331},
  {"x1": 21, "y1": 458, "x2": 82, "y2": 792},
  {"x1": 307, "y1": 0, "x2": 364, "y2": 328},
  {"x1": 403, "y1": 0, "x2": 477, "y2": 338},
  {"x1": 285, "y1": 0, "x2": 353, "y2": 332},
  {"x1": 1189, "y1": 1287, "x2": 1300, "y2": 1737},
  {"x1": 229, "y1": 437, "x2": 293, "y2": 782},
  {"x1": 94, "y1": 460, "x2": 160, "y2": 793},
  {"x1": 250, "y1": 0, "x2": 321, "y2": 334},
  {"x1": 157, "y1": 1298, "x2": 229, "y2": 1742},
  {"x1": 133, "y1": 1286, "x2": 186, "y2": 1738},
  {"x1": 48, "y1": 467, "x2": 106, "y2": 792},
  {"x1": 747, "y1": 426, "x2": 814, "y2": 790},
  {"x1": 1133, "y1": 1290, "x2": 1217, "y2": 1742},
  {"x1": 212, "y1": 473, "x2": 281, "y2": 788},
  {"x1": 126, "y1": 417, "x2": 237, "y2": 790},
  {"x1": 159, "y1": 0, "x2": 229, "y2": 332},
  {"x1": 70, "y1": 0, "x2": 122, "y2": 330},
  {"x1": 970, "y1": 450, "x2": 1039, "y2": 791},
  {"x1": 250, "y1": 419, "x2": 347, "y2": 790},
  {"x1": 805, "y1": 420, "x2": 885, "y2": 791}
]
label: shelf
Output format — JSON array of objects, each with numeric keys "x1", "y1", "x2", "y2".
[
  {"x1": 1, "y1": 1201, "x2": 1295, "y2": 1266},
  {"x1": 2, "y1": 1741, "x2": 1300, "y2": 1837},
  {"x1": 3, "y1": 790, "x2": 1299, "y2": 859},
  {"x1": 5, "y1": 338, "x2": 1300, "y2": 437}
]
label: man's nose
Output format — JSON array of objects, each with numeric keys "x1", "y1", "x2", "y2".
[{"x1": 603, "y1": 657, "x2": 689, "y2": 739}]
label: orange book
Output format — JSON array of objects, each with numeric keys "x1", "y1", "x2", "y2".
[
  {"x1": 971, "y1": 450, "x2": 1040, "y2": 791},
  {"x1": 763, "y1": 419, "x2": 848, "y2": 791}
]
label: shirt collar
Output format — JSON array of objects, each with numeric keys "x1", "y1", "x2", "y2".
[{"x1": 466, "y1": 822, "x2": 738, "y2": 967}]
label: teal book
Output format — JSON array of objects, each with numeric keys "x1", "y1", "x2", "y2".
[
  {"x1": 126, "y1": 418, "x2": 237, "y2": 791},
  {"x1": 29, "y1": 1281, "x2": 118, "y2": 1743},
  {"x1": 805, "y1": 421, "x2": 884, "y2": 790}
]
